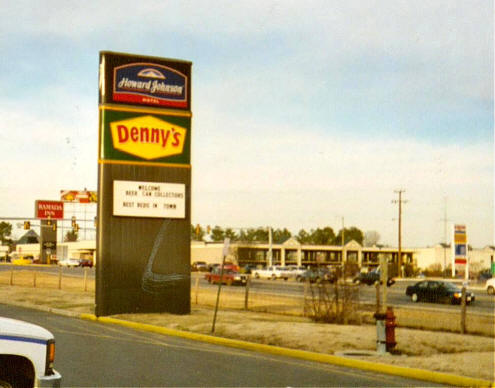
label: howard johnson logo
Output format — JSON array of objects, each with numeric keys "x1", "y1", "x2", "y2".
[{"x1": 113, "y1": 63, "x2": 187, "y2": 108}]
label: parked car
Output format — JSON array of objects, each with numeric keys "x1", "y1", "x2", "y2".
[
  {"x1": 191, "y1": 261, "x2": 209, "y2": 272},
  {"x1": 478, "y1": 269, "x2": 493, "y2": 281},
  {"x1": 296, "y1": 268, "x2": 336, "y2": 283},
  {"x1": 78, "y1": 258, "x2": 94, "y2": 268},
  {"x1": 287, "y1": 265, "x2": 306, "y2": 278},
  {"x1": 0, "y1": 316, "x2": 62, "y2": 387},
  {"x1": 353, "y1": 270, "x2": 395, "y2": 287},
  {"x1": 207, "y1": 263, "x2": 239, "y2": 272},
  {"x1": 205, "y1": 267, "x2": 248, "y2": 286},
  {"x1": 485, "y1": 278, "x2": 495, "y2": 295},
  {"x1": 240, "y1": 264, "x2": 258, "y2": 274},
  {"x1": 406, "y1": 280, "x2": 475, "y2": 304},
  {"x1": 11, "y1": 256, "x2": 33, "y2": 266},
  {"x1": 252, "y1": 266, "x2": 290, "y2": 280},
  {"x1": 58, "y1": 258, "x2": 80, "y2": 268}
]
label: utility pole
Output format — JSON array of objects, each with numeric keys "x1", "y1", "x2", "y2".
[
  {"x1": 341, "y1": 217, "x2": 345, "y2": 276},
  {"x1": 392, "y1": 190, "x2": 407, "y2": 278},
  {"x1": 335, "y1": 216, "x2": 346, "y2": 269},
  {"x1": 341, "y1": 217, "x2": 345, "y2": 247},
  {"x1": 267, "y1": 226, "x2": 273, "y2": 267}
]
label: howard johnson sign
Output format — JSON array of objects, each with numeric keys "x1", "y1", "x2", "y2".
[{"x1": 113, "y1": 63, "x2": 187, "y2": 108}]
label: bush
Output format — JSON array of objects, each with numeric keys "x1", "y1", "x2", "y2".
[
  {"x1": 423, "y1": 263, "x2": 443, "y2": 277},
  {"x1": 305, "y1": 281, "x2": 361, "y2": 325}
]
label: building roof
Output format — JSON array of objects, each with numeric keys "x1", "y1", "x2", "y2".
[{"x1": 17, "y1": 230, "x2": 40, "y2": 244}]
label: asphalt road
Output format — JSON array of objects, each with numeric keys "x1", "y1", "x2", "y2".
[
  {"x1": 0, "y1": 303, "x2": 447, "y2": 387},
  {"x1": 197, "y1": 274, "x2": 495, "y2": 315}
]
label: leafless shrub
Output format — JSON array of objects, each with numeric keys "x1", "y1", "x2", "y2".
[{"x1": 305, "y1": 280, "x2": 361, "y2": 324}]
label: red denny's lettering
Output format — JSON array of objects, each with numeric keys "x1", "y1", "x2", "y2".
[
  {"x1": 110, "y1": 115, "x2": 186, "y2": 160},
  {"x1": 116, "y1": 124, "x2": 182, "y2": 148}
]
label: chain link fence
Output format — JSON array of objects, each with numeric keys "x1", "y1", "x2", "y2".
[{"x1": 1, "y1": 266, "x2": 492, "y2": 336}]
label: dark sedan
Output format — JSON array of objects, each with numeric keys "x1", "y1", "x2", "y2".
[
  {"x1": 406, "y1": 280, "x2": 475, "y2": 304},
  {"x1": 353, "y1": 270, "x2": 395, "y2": 287}
]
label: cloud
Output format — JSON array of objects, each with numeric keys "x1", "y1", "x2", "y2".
[
  {"x1": 191, "y1": 106, "x2": 493, "y2": 246},
  {"x1": 0, "y1": 0, "x2": 491, "y2": 248}
]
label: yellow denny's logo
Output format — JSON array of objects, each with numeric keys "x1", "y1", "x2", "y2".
[{"x1": 110, "y1": 115, "x2": 186, "y2": 160}]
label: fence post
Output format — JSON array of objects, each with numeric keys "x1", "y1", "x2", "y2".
[
  {"x1": 375, "y1": 282, "x2": 381, "y2": 315},
  {"x1": 303, "y1": 281, "x2": 309, "y2": 316},
  {"x1": 10, "y1": 268, "x2": 13, "y2": 286},
  {"x1": 84, "y1": 267, "x2": 88, "y2": 292},
  {"x1": 33, "y1": 271, "x2": 37, "y2": 288},
  {"x1": 195, "y1": 276, "x2": 200, "y2": 304},
  {"x1": 212, "y1": 251, "x2": 228, "y2": 334},
  {"x1": 58, "y1": 266, "x2": 62, "y2": 290},
  {"x1": 244, "y1": 276, "x2": 250, "y2": 310},
  {"x1": 460, "y1": 286, "x2": 467, "y2": 334}
]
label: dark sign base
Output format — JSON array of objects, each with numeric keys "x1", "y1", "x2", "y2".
[
  {"x1": 40, "y1": 220, "x2": 57, "y2": 265},
  {"x1": 95, "y1": 163, "x2": 191, "y2": 317},
  {"x1": 98, "y1": 284, "x2": 191, "y2": 316}
]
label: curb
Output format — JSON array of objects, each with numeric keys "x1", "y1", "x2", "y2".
[
  {"x1": 1, "y1": 297, "x2": 492, "y2": 387},
  {"x1": 80, "y1": 313, "x2": 493, "y2": 387}
]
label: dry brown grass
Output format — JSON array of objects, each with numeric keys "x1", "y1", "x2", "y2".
[{"x1": 1, "y1": 270, "x2": 494, "y2": 382}]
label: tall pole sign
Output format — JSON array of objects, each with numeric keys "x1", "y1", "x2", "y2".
[
  {"x1": 96, "y1": 52, "x2": 192, "y2": 316},
  {"x1": 452, "y1": 224, "x2": 468, "y2": 279},
  {"x1": 35, "y1": 200, "x2": 64, "y2": 264}
]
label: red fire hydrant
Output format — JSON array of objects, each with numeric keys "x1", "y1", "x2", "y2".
[{"x1": 385, "y1": 306, "x2": 397, "y2": 352}]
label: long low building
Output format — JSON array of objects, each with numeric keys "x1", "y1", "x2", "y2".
[
  {"x1": 193, "y1": 238, "x2": 494, "y2": 276},
  {"x1": 5, "y1": 234, "x2": 495, "y2": 276}
]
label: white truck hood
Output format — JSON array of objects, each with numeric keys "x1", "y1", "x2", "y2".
[{"x1": 0, "y1": 317, "x2": 54, "y2": 341}]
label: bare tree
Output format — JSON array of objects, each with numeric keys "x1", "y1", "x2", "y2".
[{"x1": 363, "y1": 230, "x2": 381, "y2": 247}]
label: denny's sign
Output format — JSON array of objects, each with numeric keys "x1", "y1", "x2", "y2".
[
  {"x1": 110, "y1": 115, "x2": 186, "y2": 160},
  {"x1": 100, "y1": 108, "x2": 190, "y2": 164}
]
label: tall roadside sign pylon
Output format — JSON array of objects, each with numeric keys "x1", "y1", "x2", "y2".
[{"x1": 96, "y1": 52, "x2": 192, "y2": 316}]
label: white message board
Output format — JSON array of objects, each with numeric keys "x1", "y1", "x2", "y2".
[{"x1": 113, "y1": 180, "x2": 185, "y2": 218}]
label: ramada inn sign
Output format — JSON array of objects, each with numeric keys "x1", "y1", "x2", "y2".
[{"x1": 35, "y1": 200, "x2": 64, "y2": 219}]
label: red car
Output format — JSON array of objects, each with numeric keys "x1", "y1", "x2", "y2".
[
  {"x1": 205, "y1": 267, "x2": 247, "y2": 286},
  {"x1": 78, "y1": 258, "x2": 94, "y2": 268}
]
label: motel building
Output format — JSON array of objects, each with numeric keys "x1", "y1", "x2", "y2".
[
  {"x1": 6, "y1": 232, "x2": 495, "y2": 277},
  {"x1": 192, "y1": 238, "x2": 415, "y2": 276},
  {"x1": 192, "y1": 238, "x2": 494, "y2": 276}
]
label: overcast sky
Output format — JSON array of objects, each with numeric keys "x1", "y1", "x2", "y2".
[{"x1": 0, "y1": 0, "x2": 493, "y2": 247}]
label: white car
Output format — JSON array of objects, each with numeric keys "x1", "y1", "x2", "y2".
[
  {"x1": 287, "y1": 265, "x2": 306, "y2": 278},
  {"x1": 252, "y1": 266, "x2": 290, "y2": 280},
  {"x1": 0, "y1": 317, "x2": 62, "y2": 387},
  {"x1": 485, "y1": 278, "x2": 495, "y2": 295},
  {"x1": 58, "y1": 258, "x2": 80, "y2": 267}
]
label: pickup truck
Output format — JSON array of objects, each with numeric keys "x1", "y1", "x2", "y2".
[
  {"x1": 252, "y1": 266, "x2": 290, "y2": 280},
  {"x1": 0, "y1": 317, "x2": 62, "y2": 387},
  {"x1": 205, "y1": 267, "x2": 248, "y2": 286}
]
